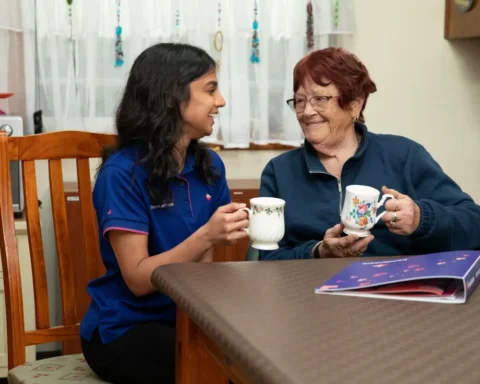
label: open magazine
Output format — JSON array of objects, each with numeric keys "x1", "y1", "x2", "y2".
[{"x1": 315, "y1": 251, "x2": 480, "y2": 304}]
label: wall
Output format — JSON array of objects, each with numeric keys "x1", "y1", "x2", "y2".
[
  {"x1": 345, "y1": 0, "x2": 480, "y2": 203},
  {"x1": 32, "y1": 0, "x2": 480, "y2": 350}
]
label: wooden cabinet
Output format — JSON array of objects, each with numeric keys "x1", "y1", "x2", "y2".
[
  {"x1": 63, "y1": 179, "x2": 259, "y2": 352},
  {"x1": 445, "y1": 0, "x2": 480, "y2": 39}
]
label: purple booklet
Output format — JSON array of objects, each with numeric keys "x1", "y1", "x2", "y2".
[{"x1": 315, "y1": 251, "x2": 480, "y2": 304}]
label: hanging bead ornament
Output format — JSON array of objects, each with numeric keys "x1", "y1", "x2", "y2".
[
  {"x1": 306, "y1": 1, "x2": 314, "y2": 52},
  {"x1": 175, "y1": 8, "x2": 180, "y2": 40},
  {"x1": 333, "y1": 0, "x2": 340, "y2": 29},
  {"x1": 213, "y1": 1, "x2": 224, "y2": 71},
  {"x1": 67, "y1": 0, "x2": 73, "y2": 39},
  {"x1": 115, "y1": 0, "x2": 124, "y2": 68},
  {"x1": 66, "y1": 0, "x2": 79, "y2": 98},
  {"x1": 250, "y1": 0, "x2": 260, "y2": 64}
]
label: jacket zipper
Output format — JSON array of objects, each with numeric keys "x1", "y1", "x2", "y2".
[
  {"x1": 337, "y1": 178, "x2": 342, "y2": 219},
  {"x1": 309, "y1": 170, "x2": 343, "y2": 219}
]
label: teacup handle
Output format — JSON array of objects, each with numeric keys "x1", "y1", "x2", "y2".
[
  {"x1": 374, "y1": 194, "x2": 394, "y2": 224},
  {"x1": 239, "y1": 207, "x2": 251, "y2": 234}
]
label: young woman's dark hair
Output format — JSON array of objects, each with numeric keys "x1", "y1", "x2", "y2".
[{"x1": 102, "y1": 43, "x2": 218, "y2": 204}]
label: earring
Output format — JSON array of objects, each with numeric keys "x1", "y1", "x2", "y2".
[{"x1": 352, "y1": 115, "x2": 358, "y2": 122}]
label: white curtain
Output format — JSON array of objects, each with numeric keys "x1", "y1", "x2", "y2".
[
  {"x1": 0, "y1": 0, "x2": 26, "y2": 121},
  {"x1": 20, "y1": 0, "x2": 355, "y2": 147}
]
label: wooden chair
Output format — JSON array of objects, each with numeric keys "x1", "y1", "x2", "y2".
[{"x1": 0, "y1": 130, "x2": 116, "y2": 383}]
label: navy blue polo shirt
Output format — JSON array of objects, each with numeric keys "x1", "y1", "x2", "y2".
[{"x1": 80, "y1": 146, "x2": 231, "y2": 344}]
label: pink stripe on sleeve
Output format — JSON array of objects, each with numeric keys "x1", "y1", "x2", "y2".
[{"x1": 103, "y1": 226, "x2": 149, "y2": 239}]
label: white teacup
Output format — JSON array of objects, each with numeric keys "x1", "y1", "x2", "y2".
[
  {"x1": 241, "y1": 197, "x2": 285, "y2": 250},
  {"x1": 341, "y1": 185, "x2": 394, "y2": 237}
]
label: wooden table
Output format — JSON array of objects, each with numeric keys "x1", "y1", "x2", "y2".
[{"x1": 152, "y1": 258, "x2": 480, "y2": 384}]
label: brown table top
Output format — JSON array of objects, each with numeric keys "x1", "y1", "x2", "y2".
[{"x1": 151, "y1": 258, "x2": 480, "y2": 384}]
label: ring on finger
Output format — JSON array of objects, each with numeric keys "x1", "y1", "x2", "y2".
[
  {"x1": 390, "y1": 211, "x2": 398, "y2": 224},
  {"x1": 349, "y1": 249, "x2": 362, "y2": 257}
]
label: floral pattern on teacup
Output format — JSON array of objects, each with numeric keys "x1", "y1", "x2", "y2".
[
  {"x1": 252, "y1": 205, "x2": 284, "y2": 216},
  {"x1": 346, "y1": 196, "x2": 376, "y2": 229}
]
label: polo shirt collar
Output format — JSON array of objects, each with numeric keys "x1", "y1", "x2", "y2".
[{"x1": 178, "y1": 144, "x2": 195, "y2": 176}]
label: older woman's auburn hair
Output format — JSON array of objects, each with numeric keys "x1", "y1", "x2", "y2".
[{"x1": 293, "y1": 47, "x2": 377, "y2": 122}]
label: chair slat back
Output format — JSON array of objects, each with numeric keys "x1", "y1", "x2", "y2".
[{"x1": 0, "y1": 130, "x2": 116, "y2": 369}]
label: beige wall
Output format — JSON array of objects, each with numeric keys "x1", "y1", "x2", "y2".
[
  {"x1": 33, "y1": 0, "x2": 480, "y2": 348},
  {"x1": 346, "y1": 0, "x2": 480, "y2": 203}
]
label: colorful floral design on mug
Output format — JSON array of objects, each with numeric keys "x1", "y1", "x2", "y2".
[
  {"x1": 252, "y1": 204, "x2": 284, "y2": 216},
  {"x1": 347, "y1": 196, "x2": 375, "y2": 229}
]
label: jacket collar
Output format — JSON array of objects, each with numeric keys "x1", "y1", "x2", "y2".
[{"x1": 302, "y1": 122, "x2": 371, "y2": 173}]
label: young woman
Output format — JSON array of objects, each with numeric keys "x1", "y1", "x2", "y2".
[{"x1": 80, "y1": 43, "x2": 249, "y2": 383}]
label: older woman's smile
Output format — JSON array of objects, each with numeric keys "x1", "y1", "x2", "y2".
[{"x1": 305, "y1": 120, "x2": 326, "y2": 126}]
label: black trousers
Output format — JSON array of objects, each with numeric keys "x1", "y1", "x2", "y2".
[{"x1": 81, "y1": 322, "x2": 175, "y2": 384}]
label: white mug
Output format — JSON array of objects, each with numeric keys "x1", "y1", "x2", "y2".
[
  {"x1": 241, "y1": 197, "x2": 285, "y2": 250},
  {"x1": 341, "y1": 185, "x2": 394, "y2": 237}
]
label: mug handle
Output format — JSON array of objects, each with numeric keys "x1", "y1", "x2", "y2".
[
  {"x1": 374, "y1": 194, "x2": 394, "y2": 224},
  {"x1": 239, "y1": 207, "x2": 251, "y2": 234}
]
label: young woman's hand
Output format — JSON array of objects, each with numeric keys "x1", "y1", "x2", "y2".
[{"x1": 203, "y1": 202, "x2": 249, "y2": 246}]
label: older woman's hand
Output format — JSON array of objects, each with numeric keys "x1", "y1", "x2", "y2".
[
  {"x1": 319, "y1": 224, "x2": 374, "y2": 258},
  {"x1": 381, "y1": 186, "x2": 421, "y2": 236}
]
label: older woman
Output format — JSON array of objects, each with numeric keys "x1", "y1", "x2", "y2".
[{"x1": 260, "y1": 47, "x2": 480, "y2": 260}]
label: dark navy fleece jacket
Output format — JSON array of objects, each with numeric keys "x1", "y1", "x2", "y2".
[{"x1": 259, "y1": 123, "x2": 480, "y2": 260}]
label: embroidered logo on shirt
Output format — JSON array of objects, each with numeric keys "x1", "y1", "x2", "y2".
[
  {"x1": 151, "y1": 203, "x2": 174, "y2": 209},
  {"x1": 206, "y1": 194, "x2": 211, "y2": 201},
  {"x1": 107, "y1": 209, "x2": 112, "y2": 215}
]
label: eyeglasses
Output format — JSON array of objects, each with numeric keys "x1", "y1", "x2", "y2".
[{"x1": 286, "y1": 95, "x2": 339, "y2": 113}]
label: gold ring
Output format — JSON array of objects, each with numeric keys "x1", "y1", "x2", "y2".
[{"x1": 391, "y1": 211, "x2": 397, "y2": 223}]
